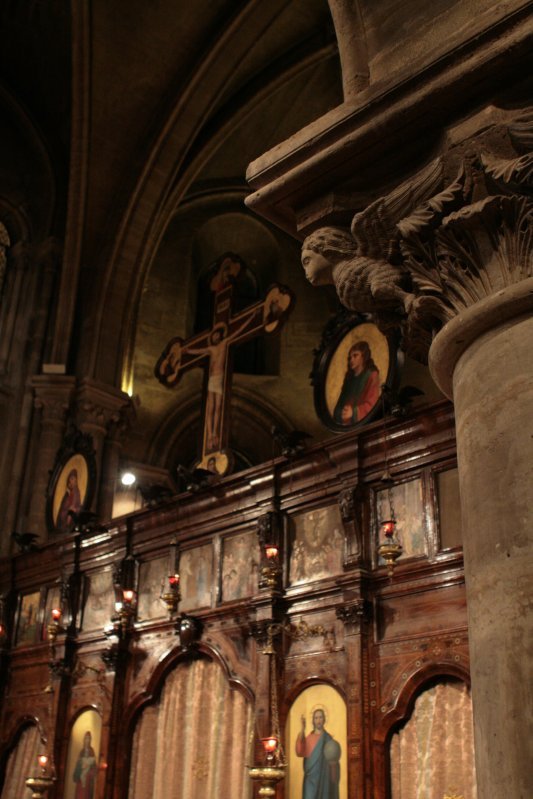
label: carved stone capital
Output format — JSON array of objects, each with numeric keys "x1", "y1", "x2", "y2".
[
  {"x1": 400, "y1": 191, "x2": 532, "y2": 362},
  {"x1": 32, "y1": 376, "x2": 76, "y2": 425},
  {"x1": 301, "y1": 107, "x2": 533, "y2": 365},
  {"x1": 75, "y1": 379, "x2": 133, "y2": 438}
]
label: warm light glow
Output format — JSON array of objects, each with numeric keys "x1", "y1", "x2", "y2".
[
  {"x1": 51, "y1": 607, "x2": 62, "y2": 621},
  {"x1": 265, "y1": 545, "x2": 279, "y2": 560},
  {"x1": 169, "y1": 574, "x2": 180, "y2": 586},
  {"x1": 121, "y1": 370, "x2": 134, "y2": 397},
  {"x1": 261, "y1": 736, "x2": 278, "y2": 753},
  {"x1": 121, "y1": 471, "x2": 136, "y2": 487},
  {"x1": 122, "y1": 589, "x2": 135, "y2": 603},
  {"x1": 381, "y1": 519, "x2": 396, "y2": 536},
  {"x1": 38, "y1": 755, "x2": 48, "y2": 768},
  {"x1": 0, "y1": 622, "x2": 5, "y2": 636}
]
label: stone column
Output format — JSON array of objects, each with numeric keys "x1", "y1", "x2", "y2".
[
  {"x1": 313, "y1": 147, "x2": 533, "y2": 797},
  {"x1": 0, "y1": 241, "x2": 31, "y2": 375},
  {"x1": 429, "y1": 282, "x2": 533, "y2": 799},
  {"x1": 28, "y1": 376, "x2": 76, "y2": 537},
  {"x1": 406, "y1": 178, "x2": 533, "y2": 799}
]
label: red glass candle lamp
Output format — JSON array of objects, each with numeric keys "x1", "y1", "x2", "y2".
[
  {"x1": 47, "y1": 608, "x2": 63, "y2": 643},
  {"x1": 162, "y1": 573, "x2": 181, "y2": 617},
  {"x1": 25, "y1": 753, "x2": 55, "y2": 799},
  {"x1": 377, "y1": 517, "x2": 403, "y2": 577},
  {"x1": 261, "y1": 543, "x2": 281, "y2": 588},
  {"x1": 122, "y1": 589, "x2": 135, "y2": 605},
  {"x1": 249, "y1": 734, "x2": 285, "y2": 794},
  {"x1": 37, "y1": 755, "x2": 49, "y2": 772},
  {"x1": 261, "y1": 735, "x2": 279, "y2": 764},
  {"x1": 264, "y1": 544, "x2": 279, "y2": 560}
]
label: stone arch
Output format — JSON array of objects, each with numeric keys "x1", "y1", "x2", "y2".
[
  {"x1": 146, "y1": 385, "x2": 294, "y2": 472},
  {"x1": 0, "y1": 718, "x2": 44, "y2": 799}
]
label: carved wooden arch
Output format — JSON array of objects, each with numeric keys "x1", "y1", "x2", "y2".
[
  {"x1": 116, "y1": 641, "x2": 254, "y2": 799},
  {"x1": 372, "y1": 661, "x2": 472, "y2": 799},
  {"x1": 63, "y1": 703, "x2": 103, "y2": 740},
  {"x1": 281, "y1": 675, "x2": 348, "y2": 730},
  {"x1": 56, "y1": 704, "x2": 103, "y2": 799},
  {"x1": 0, "y1": 84, "x2": 57, "y2": 240},
  {"x1": 123, "y1": 639, "x2": 254, "y2": 731},
  {"x1": 0, "y1": 714, "x2": 45, "y2": 793},
  {"x1": 147, "y1": 385, "x2": 294, "y2": 469},
  {"x1": 0, "y1": 714, "x2": 45, "y2": 756},
  {"x1": 86, "y1": 0, "x2": 332, "y2": 384}
]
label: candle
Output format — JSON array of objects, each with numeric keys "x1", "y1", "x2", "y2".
[
  {"x1": 261, "y1": 735, "x2": 278, "y2": 753},
  {"x1": 168, "y1": 574, "x2": 180, "y2": 587},
  {"x1": 265, "y1": 545, "x2": 278, "y2": 560},
  {"x1": 51, "y1": 607, "x2": 62, "y2": 622}
]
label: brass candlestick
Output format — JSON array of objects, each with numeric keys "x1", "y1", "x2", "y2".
[
  {"x1": 25, "y1": 775, "x2": 55, "y2": 799},
  {"x1": 377, "y1": 518, "x2": 403, "y2": 577},
  {"x1": 26, "y1": 757, "x2": 55, "y2": 799},
  {"x1": 260, "y1": 544, "x2": 281, "y2": 589},
  {"x1": 248, "y1": 766, "x2": 285, "y2": 797},
  {"x1": 162, "y1": 574, "x2": 181, "y2": 617}
]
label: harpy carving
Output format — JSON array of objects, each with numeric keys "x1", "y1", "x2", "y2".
[{"x1": 301, "y1": 109, "x2": 533, "y2": 362}]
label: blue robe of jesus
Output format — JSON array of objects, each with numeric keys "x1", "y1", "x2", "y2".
[{"x1": 302, "y1": 730, "x2": 340, "y2": 799}]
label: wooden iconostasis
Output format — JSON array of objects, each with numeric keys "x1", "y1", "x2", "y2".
[{"x1": 0, "y1": 399, "x2": 474, "y2": 799}]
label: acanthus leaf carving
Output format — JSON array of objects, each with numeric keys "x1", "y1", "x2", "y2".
[
  {"x1": 301, "y1": 116, "x2": 533, "y2": 364},
  {"x1": 507, "y1": 106, "x2": 533, "y2": 154},
  {"x1": 437, "y1": 194, "x2": 533, "y2": 311},
  {"x1": 480, "y1": 151, "x2": 533, "y2": 190},
  {"x1": 396, "y1": 167, "x2": 467, "y2": 241}
]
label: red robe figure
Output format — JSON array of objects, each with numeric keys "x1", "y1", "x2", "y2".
[{"x1": 72, "y1": 731, "x2": 97, "y2": 799}]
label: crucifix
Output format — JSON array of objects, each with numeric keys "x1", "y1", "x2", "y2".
[{"x1": 155, "y1": 253, "x2": 294, "y2": 476}]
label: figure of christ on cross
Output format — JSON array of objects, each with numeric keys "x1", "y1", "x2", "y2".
[
  {"x1": 186, "y1": 316, "x2": 254, "y2": 451},
  {"x1": 155, "y1": 276, "x2": 294, "y2": 476}
]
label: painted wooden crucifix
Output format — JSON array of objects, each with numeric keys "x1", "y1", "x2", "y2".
[{"x1": 155, "y1": 253, "x2": 294, "y2": 476}]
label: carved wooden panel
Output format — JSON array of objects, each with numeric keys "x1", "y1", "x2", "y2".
[
  {"x1": 137, "y1": 557, "x2": 167, "y2": 622},
  {"x1": 82, "y1": 569, "x2": 114, "y2": 633},
  {"x1": 435, "y1": 467, "x2": 463, "y2": 551},
  {"x1": 376, "y1": 583, "x2": 467, "y2": 642},
  {"x1": 289, "y1": 504, "x2": 344, "y2": 585},
  {"x1": 179, "y1": 543, "x2": 214, "y2": 611},
  {"x1": 220, "y1": 531, "x2": 259, "y2": 602},
  {"x1": 0, "y1": 402, "x2": 472, "y2": 799}
]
